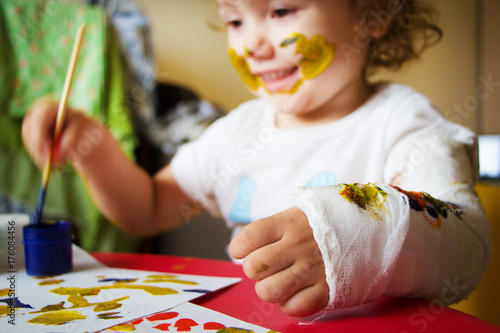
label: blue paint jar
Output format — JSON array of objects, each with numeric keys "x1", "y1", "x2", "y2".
[{"x1": 23, "y1": 221, "x2": 73, "y2": 276}]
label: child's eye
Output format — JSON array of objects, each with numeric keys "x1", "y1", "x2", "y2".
[
  {"x1": 227, "y1": 20, "x2": 243, "y2": 28},
  {"x1": 272, "y1": 8, "x2": 295, "y2": 18}
]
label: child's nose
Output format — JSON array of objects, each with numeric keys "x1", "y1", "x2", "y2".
[{"x1": 244, "y1": 30, "x2": 274, "y2": 59}]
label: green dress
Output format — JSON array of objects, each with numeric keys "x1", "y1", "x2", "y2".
[{"x1": 0, "y1": 0, "x2": 140, "y2": 252}]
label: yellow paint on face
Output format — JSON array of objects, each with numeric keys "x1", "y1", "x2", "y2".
[
  {"x1": 27, "y1": 310, "x2": 86, "y2": 325},
  {"x1": 282, "y1": 33, "x2": 337, "y2": 81},
  {"x1": 228, "y1": 48, "x2": 261, "y2": 91},
  {"x1": 228, "y1": 33, "x2": 336, "y2": 94}
]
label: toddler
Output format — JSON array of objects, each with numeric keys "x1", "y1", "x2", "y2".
[{"x1": 22, "y1": 0, "x2": 491, "y2": 318}]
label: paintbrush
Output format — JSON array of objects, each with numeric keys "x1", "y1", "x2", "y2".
[{"x1": 33, "y1": 23, "x2": 86, "y2": 225}]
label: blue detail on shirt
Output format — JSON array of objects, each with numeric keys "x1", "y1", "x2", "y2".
[
  {"x1": 307, "y1": 171, "x2": 337, "y2": 187},
  {"x1": 229, "y1": 177, "x2": 257, "y2": 223}
]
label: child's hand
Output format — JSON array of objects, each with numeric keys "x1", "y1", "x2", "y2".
[
  {"x1": 22, "y1": 98, "x2": 102, "y2": 169},
  {"x1": 229, "y1": 207, "x2": 329, "y2": 317}
]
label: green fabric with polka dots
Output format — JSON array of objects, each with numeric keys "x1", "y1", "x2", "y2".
[{"x1": 0, "y1": 0, "x2": 139, "y2": 252}]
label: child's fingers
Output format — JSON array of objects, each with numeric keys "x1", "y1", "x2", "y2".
[
  {"x1": 254, "y1": 255, "x2": 324, "y2": 304},
  {"x1": 278, "y1": 281, "x2": 329, "y2": 317},
  {"x1": 228, "y1": 213, "x2": 285, "y2": 259},
  {"x1": 241, "y1": 240, "x2": 294, "y2": 281},
  {"x1": 22, "y1": 98, "x2": 59, "y2": 169}
]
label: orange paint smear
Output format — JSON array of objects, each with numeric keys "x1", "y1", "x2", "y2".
[
  {"x1": 153, "y1": 323, "x2": 172, "y2": 331},
  {"x1": 147, "y1": 312, "x2": 179, "y2": 321},
  {"x1": 175, "y1": 318, "x2": 199, "y2": 332},
  {"x1": 204, "y1": 322, "x2": 226, "y2": 330}
]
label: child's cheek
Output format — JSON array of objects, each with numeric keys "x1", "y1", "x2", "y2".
[
  {"x1": 281, "y1": 33, "x2": 337, "y2": 81},
  {"x1": 228, "y1": 48, "x2": 261, "y2": 91},
  {"x1": 228, "y1": 33, "x2": 336, "y2": 95}
]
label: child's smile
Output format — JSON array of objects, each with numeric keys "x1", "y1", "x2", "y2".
[{"x1": 254, "y1": 66, "x2": 299, "y2": 93}]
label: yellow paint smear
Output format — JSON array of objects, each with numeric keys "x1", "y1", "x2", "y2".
[
  {"x1": 228, "y1": 32, "x2": 336, "y2": 94},
  {"x1": 108, "y1": 323, "x2": 136, "y2": 331},
  {"x1": 144, "y1": 275, "x2": 198, "y2": 285},
  {"x1": 339, "y1": 183, "x2": 389, "y2": 221},
  {"x1": 50, "y1": 284, "x2": 178, "y2": 296},
  {"x1": 38, "y1": 279, "x2": 65, "y2": 286},
  {"x1": 38, "y1": 301, "x2": 66, "y2": 312},
  {"x1": 93, "y1": 296, "x2": 129, "y2": 312},
  {"x1": 99, "y1": 283, "x2": 179, "y2": 295},
  {"x1": 27, "y1": 310, "x2": 86, "y2": 325},
  {"x1": 0, "y1": 305, "x2": 12, "y2": 316},
  {"x1": 0, "y1": 289, "x2": 9, "y2": 297},
  {"x1": 50, "y1": 286, "x2": 100, "y2": 296}
]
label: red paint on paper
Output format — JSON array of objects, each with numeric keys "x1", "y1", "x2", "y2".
[
  {"x1": 131, "y1": 318, "x2": 144, "y2": 325},
  {"x1": 153, "y1": 323, "x2": 172, "y2": 331},
  {"x1": 204, "y1": 322, "x2": 226, "y2": 330},
  {"x1": 147, "y1": 312, "x2": 179, "y2": 321},
  {"x1": 174, "y1": 318, "x2": 199, "y2": 331}
]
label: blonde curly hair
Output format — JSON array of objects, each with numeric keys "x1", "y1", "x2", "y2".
[{"x1": 348, "y1": 0, "x2": 443, "y2": 75}]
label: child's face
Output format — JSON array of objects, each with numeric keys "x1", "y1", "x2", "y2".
[{"x1": 218, "y1": 0, "x2": 369, "y2": 124}]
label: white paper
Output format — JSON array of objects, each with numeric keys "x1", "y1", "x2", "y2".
[
  {"x1": 0, "y1": 246, "x2": 241, "y2": 333},
  {"x1": 99, "y1": 302, "x2": 275, "y2": 333}
]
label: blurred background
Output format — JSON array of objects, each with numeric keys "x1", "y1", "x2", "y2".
[{"x1": 138, "y1": 0, "x2": 500, "y2": 134}]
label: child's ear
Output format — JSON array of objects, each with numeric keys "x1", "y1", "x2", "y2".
[{"x1": 364, "y1": 18, "x2": 391, "y2": 40}]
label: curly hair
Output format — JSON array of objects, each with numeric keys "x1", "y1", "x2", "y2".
[{"x1": 348, "y1": 0, "x2": 443, "y2": 75}]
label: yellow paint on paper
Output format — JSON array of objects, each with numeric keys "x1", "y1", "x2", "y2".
[
  {"x1": 144, "y1": 275, "x2": 199, "y2": 285},
  {"x1": 93, "y1": 296, "x2": 129, "y2": 312},
  {"x1": 38, "y1": 301, "x2": 66, "y2": 312},
  {"x1": 99, "y1": 283, "x2": 178, "y2": 296},
  {"x1": 108, "y1": 323, "x2": 136, "y2": 331},
  {"x1": 50, "y1": 286, "x2": 100, "y2": 296},
  {"x1": 38, "y1": 279, "x2": 65, "y2": 286},
  {"x1": 27, "y1": 310, "x2": 86, "y2": 325},
  {"x1": 0, "y1": 305, "x2": 12, "y2": 316},
  {"x1": 0, "y1": 289, "x2": 9, "y2": 297}
]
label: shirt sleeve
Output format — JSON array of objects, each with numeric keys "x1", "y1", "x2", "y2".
[
  {"x1": 292, "y1": 121, "x2": 492, "y2": 309},
  {"x1": 170, "y1": 116, "x2": 228, "y2": 218}
]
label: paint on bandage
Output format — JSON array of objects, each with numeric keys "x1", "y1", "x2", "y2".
[{"x1": 228, "y1": 33, "x2": 336, "y2": 94}]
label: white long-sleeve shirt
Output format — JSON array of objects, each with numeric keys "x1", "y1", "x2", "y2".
[{"x1": 171, "y1": 82, "x2": 491, "y2": 308}]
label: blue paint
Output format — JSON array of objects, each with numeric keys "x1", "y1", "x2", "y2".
[
  {"x1": 98, "y1": 278, "x2": 137, "y2": 283},
  {"x1": 32, "y1": 182, "x2": 47, "y2": 225},
  {"x1": 0, "y1": 297, "x2": 34, "y2": 309},
  {"x1": 229, "y1": 177, "x2": 257, "y2": 223},
  {"x1": 23, "y1": 221, "x2": 73, "y2": 276},
  {"x1": 306, "y1": 171, "x2": 337, "y2": 187},
  {"x1": 182, "y1": 289, "x2": 212, "y2": 294}
]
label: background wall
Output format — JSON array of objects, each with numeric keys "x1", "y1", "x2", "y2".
[{"x1": 137, "y1": 0, "x2": 498, "y2": 134}]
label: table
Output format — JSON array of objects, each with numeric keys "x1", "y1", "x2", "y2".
[{"x1": 92, "y1": 252, "x2": 500, "y2": 333}]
